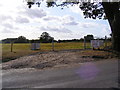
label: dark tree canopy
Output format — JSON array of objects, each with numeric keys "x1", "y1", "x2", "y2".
[
  {"x1": 15, "y1": 36, "x2": 28, "y2": 43},
  {"x1": 39, "y1": 32, "x2": 54, "y2": 43},
  {"x1": 84, "y1": 35, "x2": 94, "y2": 42},
  {"x1": 2, "y1": 36, "x2": 29, "y2": 43}
]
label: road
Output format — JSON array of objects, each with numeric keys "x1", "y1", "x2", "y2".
[{"x1": 2, "y1": 59, "x2": 119, "y2": 88}]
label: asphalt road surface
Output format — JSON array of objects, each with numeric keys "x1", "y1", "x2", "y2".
[{"x1": 2, "y1": 59, "x2": 119, "y2": 88}]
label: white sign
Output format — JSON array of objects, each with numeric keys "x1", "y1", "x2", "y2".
[
  {"x1": 31, "y1": 43, "x2": 40, "y2": 50},
  {"x1": 91, "y1": 40, "x2": 104, "y2": 48}
]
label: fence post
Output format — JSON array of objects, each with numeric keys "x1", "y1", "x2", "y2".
[
  {"x1": 105, "y1": 36, "x2": 107, "y2": 47},
  {"x1": 52, "y1": 39, "x2": 54, "y2": 51},
  {"x1": 84, "y1": 36, "x2": 86, "y2": 49},
  {"x1": 11, "y1": 42, "x2": 13, "y2": 52}
]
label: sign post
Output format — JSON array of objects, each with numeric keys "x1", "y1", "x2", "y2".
[
  {"x1": 31, "y1": 40, "x2": 40, "y2": 50},
  {"x1": 91, "y1": 40, "x2": 104, "y2": 50},
  {"x1": 31, "y1": 43, "x2": 40, "y2": 50}
]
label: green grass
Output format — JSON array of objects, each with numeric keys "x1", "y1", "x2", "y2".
[
  {"x1": 2, "y1": 42, "x2": 111, "y2": 62},
  {"x1": 2, "y1": 43, "x2": 37, "y2": 62},
  {"x1": 53, "y1": 42, "x2": 91, "y2": 50}
]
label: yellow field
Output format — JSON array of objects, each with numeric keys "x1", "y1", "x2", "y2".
[
  {"x1": 1, "y1": 42, "x2": 111, "y2": 62},
  {"x1": 1, "y1": 42, "x2": 91, "y2": 61}
]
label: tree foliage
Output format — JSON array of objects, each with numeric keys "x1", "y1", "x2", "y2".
[
  {"x1": 84, "y1": 35, "x2": 94, "y2": 42},
  {"x1": 1, "y1": 36, "x2": 29, "y2": 43},
  {"x1": 15, "y1": 36, "x2": 29, "y2": 43},
  {"x1": 39, "y1": 32, "x2": 54, "y2": 43}
]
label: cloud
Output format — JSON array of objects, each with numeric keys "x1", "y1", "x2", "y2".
[
  {"x1": 101, "y1": 27, "x2": 111, "y2": 37},
  {"x1": 62, "y1": 15, "x2": 78, "y2": 26},
  {"x1": 1, "y1": 23, "x2": 18, "y2": 31},
  {"x1": 0, "y1": 15, "x2": 13, "y2": 23},
  {"x1": 1, "y1": 28, "x2": 15, "y2": 33},
  {"x1": 15, "y1": 16, "x2": 30, "y2": 23},
  {"x1": 19, "y1": 8, "x2": 47, "y2": 19},
  {"x1": 43, "y1": 15, "x2": 78, "y2": 26},
  {"x1": 40, "y1": 26, "x2": 72, "y2": 33},
  {"x1": 63, "y1": 21, "x2": 78, "y2": 25},
  {"x1": 63, "y1": 15, "x2": 74, "y2": 21},
  {"x1": 69, "y1": 5, "x2": 84, "y2": 18},
  {"x1": 0, "y1": 0, "x2": 111, "y2": 40},
  {"x1": 80, "y1": 22, "x2": 99, "y2": 28},
  {"x1": 0, "y1": 4, "x2": 2, "y2": 7},
  {"x1": 43, "y1": 16, "x2": 60, "y2": 21},
  {"x1": 2, "y1": 23, "x2": 14, "y2": 29}
]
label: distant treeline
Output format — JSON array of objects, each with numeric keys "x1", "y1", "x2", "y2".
[
  {"x1": 58, "y1": 39, "x2": 84, "y2": 43},
  {"x1": 1, "y1": 37, "x2": 111, "y2": 44},
  {"x1": 1, "y1": 32, "x2": 111, "y2": 43},
  {"x1": 1, "y1": 36, "x2": 29, "y2": 43},
  {"x1": 1, "y1": 38, "x2": 85, "y2": 43}
]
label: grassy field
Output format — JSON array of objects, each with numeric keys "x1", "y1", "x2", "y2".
[
  {"x1": 2, "y1": 42, "x2": 91, "y2": 62},
  {"x1": 1, "y1": 42, "x2": 111, "y2": 62}
]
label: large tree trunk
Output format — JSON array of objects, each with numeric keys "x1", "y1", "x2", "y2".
[
  {"x1": 102, "y1": 2, "x2": 120, "y2": 52},
  {"x1": 112, "y1": 14, "x2": 120, "y2": 52}
]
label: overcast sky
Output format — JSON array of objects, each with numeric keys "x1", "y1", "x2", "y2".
[{"x1": 0, "y1": 0, "x2": 111, "y2": 40}]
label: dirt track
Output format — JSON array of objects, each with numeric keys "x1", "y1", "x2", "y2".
[{"x1": 2, "y1": 50, "x2": 115, "y2": 70}]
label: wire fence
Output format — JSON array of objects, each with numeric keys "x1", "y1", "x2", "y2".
[
  {"x1": 2, "y1": 41, "x2": 112, "y2": 62},
  {"x1": 2, "y1": 41, "x2": 112, "y2": 53},
  {"x1": 34, "y1": 42, "x2": 91, "y2": 51}
]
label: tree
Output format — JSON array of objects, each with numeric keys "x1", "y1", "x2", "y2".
[
  {"x1": 84, "y1": 35, "x2": 94, "y2": 42},
  {"x1": 102, "y1": 2, "x2": 120, "y2": 52},
  {"x1": 2, "y1": 38, "x2": 17, "y2": 43},
  {"x1": 15, "y1": 36, "x2": 29, "y2": 43},
  {"x1": 26, "y1": 0, "x2": 120, "y2": 52},
  {"x1": 39, "y1": 32, "x2": 53, "y2": 43}
]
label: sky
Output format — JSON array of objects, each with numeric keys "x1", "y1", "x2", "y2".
[{"x1": 0, "y1": 0, "x2": 111, "y2": 40}]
